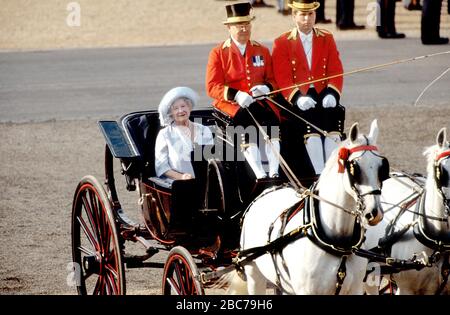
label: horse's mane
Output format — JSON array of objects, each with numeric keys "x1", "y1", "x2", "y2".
[{"x1": 424, "y1": 145, "x2": 439, "y2": 176}]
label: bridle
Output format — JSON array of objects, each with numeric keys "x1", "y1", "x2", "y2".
[
  {"x1": 337, "y1": 140, "x2": 388, "y2": 222},
  {"x1": 434, "y1": 149, "x2": 450, "y2": 219}
]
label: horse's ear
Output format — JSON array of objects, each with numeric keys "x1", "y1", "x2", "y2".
[
  {"x1": 349, "y1": 122, "x2": 359, "y2": 143},
  {"x1": 368, "y1": 119, "x2": 379, "y2": 144},
  {"x1": 436, "y1": 127, "x2": 447, "y2": 148}
]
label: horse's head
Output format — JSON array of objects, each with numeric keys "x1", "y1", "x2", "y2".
[
  {"x1": 425, "y1": 127, "x2": 450, "y2": 217},
  {"x1": 337, "y1": 120, "x2": 388, "y2": 226}
]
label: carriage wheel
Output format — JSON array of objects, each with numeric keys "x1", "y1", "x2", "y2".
[
  {"x1": 71, "y1": 175, "x2": 126, "y2": 295},
  {"x1": 162, "y1": 246, "x2": 204, "y2": 295}
]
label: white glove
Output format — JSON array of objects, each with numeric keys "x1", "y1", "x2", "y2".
[
  {"x1": 250, "y1": 85, "x2": 270, "y2": 98},
  {"x1": 296, "y1": 96, "x2": 316, "y2": 111},
  {"x1": 235, "y1": 91, "x2": 253, "y2": 108},
  {"x1": 322, "y1": 94, "x2": 337, "y2": 108}
]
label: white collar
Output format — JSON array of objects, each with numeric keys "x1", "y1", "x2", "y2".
[
  {"x1": 231, "y1": 37, "x2": 247, "y2": 56},
  {"x1": 299, "y1": 30, "x2": 313, "y2": 43}
]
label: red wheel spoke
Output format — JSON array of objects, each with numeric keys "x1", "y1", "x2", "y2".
[
  {"x1": 97, "y1": 203, "x2": 110, "y2": 254},
  {"x1": 103, "y1": 226, "x2": 112, "y2": 255},
  {"x1": 174, "y1": 260, "x2": 188, "y2": 294},
  {"x1": 104, "y1": 263, "x2": 119, "y2": 282},
  {"x1": 106, "y1": 251, "x2": 117, "y2": 269},
  {"x1": 182, "y1": 262, "x2": 193, "y2": 294},
  {"x1": 105, "y1": 270, "x2": 119, "y2": 295},
  {"x1": 93, "y1": 275, "x2": 103, "y2": 295},
  {"x1": 77, "y1": 245, "x2": 96, "y2": 257},
  {"x1": 81, "y1": 192, "x2": 101, "y2": 245},
  {"x1": 77, "y1": 216, "x2": 99, "y2": 251},
  {"x1": 103, "y1": 276, "x2": 111, "y2": 295},
  {"x1": 89, "y1": 189, "x2": 105, "y2": 249},
  {"x1": 167, "y1": 277, "x2": 182, "y2": 295}
]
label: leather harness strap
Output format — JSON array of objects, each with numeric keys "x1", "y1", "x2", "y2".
[{"x1": 335, "y1": 256, "x2": 348, "y2": 295}]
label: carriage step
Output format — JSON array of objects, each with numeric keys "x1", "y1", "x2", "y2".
[{"x1": 135, "y1": 236, "x2": 159, "y2": 253}]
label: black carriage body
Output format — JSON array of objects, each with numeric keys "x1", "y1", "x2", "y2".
[{"x1": 98, "y1": 109, "x2": 255, "y2": 250}]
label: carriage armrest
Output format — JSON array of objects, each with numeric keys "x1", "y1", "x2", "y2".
[
  {"x1": 98, "y1": 120, "x2": 139, "y2": 159},
  {"x1": 149, "y1": 176, "x2": 173, "y2": 189}
]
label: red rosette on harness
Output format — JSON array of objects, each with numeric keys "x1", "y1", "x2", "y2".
[
  {"x1": 338, "y1": 147, "x2": 349, "y2": 173},
  {"x1": 337, "y1": 145, "x2": 379, "y2": 173}
]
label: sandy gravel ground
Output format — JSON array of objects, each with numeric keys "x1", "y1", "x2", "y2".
[
  {"x1": 1, "y1": 0, "x2": 449, "y2": 295},
  {"x1": 1, "y1": 0, "x2": 448, "y2": 51}
]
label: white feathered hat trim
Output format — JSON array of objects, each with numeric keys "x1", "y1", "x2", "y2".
[{"x1": 158, "y1": 87, "x2": 199, "y2": 126}]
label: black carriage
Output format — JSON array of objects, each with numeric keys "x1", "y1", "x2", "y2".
[{"x1": 71, "y1": 108, "x2": 284, "y2": 295}]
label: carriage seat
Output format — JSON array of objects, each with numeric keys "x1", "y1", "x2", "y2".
[
  {"x1": 121, "y1": 109, "x2": 217, "y2": 181},
  {"x1": 121, "y1": 112, "x2": 161, "y2": 179}
]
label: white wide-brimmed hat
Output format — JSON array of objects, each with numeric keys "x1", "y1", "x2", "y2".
[{"x1": 158, "y1": 86, "x2": 199, "y2": 126}]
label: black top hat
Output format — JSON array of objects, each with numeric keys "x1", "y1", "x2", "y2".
[
  {"x1": 289, "y1": 0, "x2": 320, "y2": 11},
  {"x1": 223, "y1": 2, "x2": 255, "y2": 25}
]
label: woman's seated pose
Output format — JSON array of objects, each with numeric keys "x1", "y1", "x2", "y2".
[
  {"x1": 155, "y1": 86, "x2": 214, "y2": 181},
  {"x1": 155, "y1": 87, "x2": 221, "y2": 258}
]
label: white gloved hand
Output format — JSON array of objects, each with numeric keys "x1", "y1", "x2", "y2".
[
  {"x1": 235, "y1": 91, "x2": 253, "y2": 108},
  {"x1": 322, "y1": 94, "x2": 337, "y2": 108},
  {"x1": 250, "y1": 85, "x2": 270, "y2": 98},
  {"x1": 296, "y1": 96, "x2": 316, "y2": 111}
]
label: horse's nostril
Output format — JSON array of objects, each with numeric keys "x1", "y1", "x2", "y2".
[
  {"x1": 367, "y1": 208, "x2": 383, "y2": 226},
  {"x1": 371, "y1": 208, "x2": 378, "y2": 218},
  {"x1": 365, "y1": 209, "x2": 377, "y2": 221}
]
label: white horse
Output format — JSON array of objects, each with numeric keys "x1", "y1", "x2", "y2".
[
  {"x1": 364, "y1": 127, "x2": 450, "y2": 295},
  {"x1": 228, "y1": 120, "x2": 388, "y2": 294}
]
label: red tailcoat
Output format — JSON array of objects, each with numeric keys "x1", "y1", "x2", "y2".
[
  {"x1": 206, "y1": 38, "x2": 278, "y2": 118},
  {"x1": 272, "y1": 28, "x2": 343, "y2": 103}
]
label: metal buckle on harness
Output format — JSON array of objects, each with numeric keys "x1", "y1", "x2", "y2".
[
  {"x1": 199, "y1": 272, "x2": 208, "y2": 285},
  {"x1": 386, "y1": 257, "x2": 395, "y2": 266}
]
